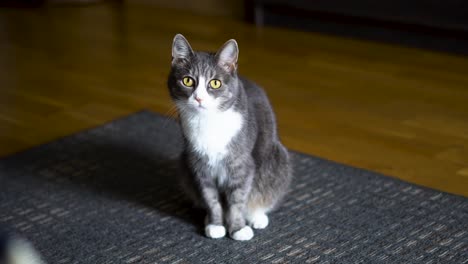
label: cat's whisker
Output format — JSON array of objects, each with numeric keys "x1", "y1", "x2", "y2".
[{"x1": 160, "y1": 105, "x2": 180, "y2": 129}]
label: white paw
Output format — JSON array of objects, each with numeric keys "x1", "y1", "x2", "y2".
[
  {"x1": 231, "y1": 226, "x2": 254, "y2": 241},
  {"x1": 251, "y1": 213, "x2": 269, "y2": 229},
  {"x1": 205, "y1": 224, "x2": 226, "y2": 239}
]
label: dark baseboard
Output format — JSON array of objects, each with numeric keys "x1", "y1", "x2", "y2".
[{"x1": 250, "y1": 3, "x2": 468, "y2": 55}]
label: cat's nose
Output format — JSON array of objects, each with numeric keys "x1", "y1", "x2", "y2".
[{"x1": 195, "y1": 96, "x2": 203, "y2": 103}]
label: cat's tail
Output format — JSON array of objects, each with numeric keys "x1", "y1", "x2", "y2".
[{"x1": 0, "y1": 231, "x2": 46, "y2": 264}]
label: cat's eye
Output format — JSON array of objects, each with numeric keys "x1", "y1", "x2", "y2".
[
  {"x1": 182, "y1": 77, "x2": 194, "y2": 87},
  {"x1": 209, "y1": 79, "x2": 222, "y2": 89}
]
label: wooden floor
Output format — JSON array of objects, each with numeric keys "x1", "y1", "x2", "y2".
[{"x1": 0, "y1": 3, "x2": 467, "y2": 196}]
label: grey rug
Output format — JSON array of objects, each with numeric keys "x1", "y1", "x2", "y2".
[{"x1": 0, "y1": 111, "x2": 466, "y2": 264}]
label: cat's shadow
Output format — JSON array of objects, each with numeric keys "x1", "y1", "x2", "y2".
[{"x1": 31, "y1": 129, "x2": 206, "y2": 233}]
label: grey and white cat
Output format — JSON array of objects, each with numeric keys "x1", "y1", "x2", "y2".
[{"x1": 167, "y1": 34, "x2": 291, "y2": 241}]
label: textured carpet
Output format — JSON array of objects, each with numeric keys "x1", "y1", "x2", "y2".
[{"x1": 0, "y1": 111, "x2": 467, "y2": 264}]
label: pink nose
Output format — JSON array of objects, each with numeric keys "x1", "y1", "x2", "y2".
[{"x1": 195, "y1": 96, "x2": 202, "y2": 103}]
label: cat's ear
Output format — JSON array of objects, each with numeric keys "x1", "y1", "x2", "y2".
[
  {"x1": 215, "y1": 39, "x2": 238, "y2": 73},
  {"x1": 172, "y1": 34, "x2": 194, "y2": 62}
]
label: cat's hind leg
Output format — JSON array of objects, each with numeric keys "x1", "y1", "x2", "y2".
[
  {"x1": 246, "y1": 194, "x2": 273, "y2": 229},
  {"x1": 246, "y1": 143, "x2": 291, "y2": 230},
  {"x1": 246, "y1": 208, "x2": 269, "y2": 229}
]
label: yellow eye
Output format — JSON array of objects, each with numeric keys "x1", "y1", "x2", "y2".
[
  {"x1": 210, "y1": 79, "x2": 222, "y2": 89},
  {"x1": 182, "y1": 77, "x2": 194, "y2": 87}
]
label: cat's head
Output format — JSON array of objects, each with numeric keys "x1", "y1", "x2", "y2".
[{"x1": 167, "y1": 34, "x2": 240, "y2": 113}]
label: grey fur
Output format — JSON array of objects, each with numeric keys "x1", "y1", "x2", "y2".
[{"x1": 167, "y1": 34, "x2": 292, "y2": 239}]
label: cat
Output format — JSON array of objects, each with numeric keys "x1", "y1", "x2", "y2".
[{"x1": 167, "y1": 34, "x2": 292, "y2": 241}]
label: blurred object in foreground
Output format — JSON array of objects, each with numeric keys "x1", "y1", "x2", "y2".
[{"x1": 0, "y1": 232, "x2": 46, "y2": 264}]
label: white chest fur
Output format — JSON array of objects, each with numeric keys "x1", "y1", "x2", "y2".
[{"x1": 181, "y1": 109, "x2": 243, "y2": 167}]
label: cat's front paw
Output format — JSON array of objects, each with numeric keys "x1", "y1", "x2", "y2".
[
  {"x1": 205, "y1": 224, "x2": 226, "y2": 239},
  {"x1": 231, "y1": 226, "x2": 254, "y2": 241}
]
